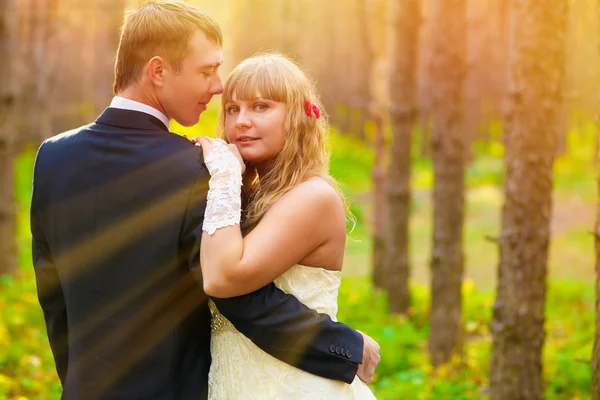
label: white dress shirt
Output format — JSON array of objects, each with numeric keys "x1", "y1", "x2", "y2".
[{"x1": 109, "y1": 96, "x2": 170, "y2": 131}]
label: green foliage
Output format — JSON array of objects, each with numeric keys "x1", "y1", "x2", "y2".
[
  {"x1": 0, "y1": 273, "x2": 62, "y2": 399},
  {"x1": 337, "y1": 279, "x2": 593, "y2": 400},
  {"x1": 329, "y1": 128, "x2": 375, "y2": 195},
  {"x1": 14, "y1": 149, "x2": 35, "y2": 269},
  {"x1": 470, "y1": 118, "x2": 597, "y2": 200},
  {"x1": 169, "y1": 101, "x2": 221, "y2": 138},
  {"x1": 554, "y1": 121, "x2": 597, "y2": 200}
]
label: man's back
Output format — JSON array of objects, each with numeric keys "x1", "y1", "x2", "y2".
[{"x1": 31, "y1": 108, "x2": 211, "y2": 399}]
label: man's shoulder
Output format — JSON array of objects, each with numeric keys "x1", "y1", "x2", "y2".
[
  {"x1": 43, "y1": 123, "x2": 95, "y2": 146},
  {"x1": 35, "y1": 123, "x2": 95, "y2": 165},
  {"x1": 161, "y1": 132, "x2": 207, "y2": 172},
  {"x1": 162, "y1": 131, "x2": 196, "y2": 150},
  {"x1": 38, "y1": 124, "x2": 207, "y2": 177}
]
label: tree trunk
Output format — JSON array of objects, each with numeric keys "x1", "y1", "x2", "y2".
[
  {"x1": 592, "y1": 2, "x2": 600, "y2": 396},
  {"x1": 283, "y1": 0, "x2": 335, "y2": 120},
  {"x1": 228, "y1": 0, "x2": 286, "y2": 64},
  {"x1": 95, "y1": 0, "x2": 126, "y2": 114},
  {"x1": 371, "y1": 111, "x2": 386, "y2": 289},
  {"x1": 385, "y1": 0, "x2": 420, "y2": 314},
  {"x1": 594, "y1": 116, "x2": 600, "y2": 399},
  {"x1": 338, "y1": 0, "x2": 372, "y2": 138},
  {"x1": 332, "y1": 0, "x2": 352, "y2": 135},
  {"x1": 0, "y1": 0, "x2": 18, "y2": 275},
  {"x1": 564, "y1": 0, "x2": 600, "y2": 126},
  {"x1": 367, "y1": 0, "x2": 391, "y2": 289},
  {"x1": 0, "y1": 150, "x2": 16, "y2": 276},
  {"x1": 354, "y1": 0, "x2": 373, "y2": 140},
  {"x1": 427, "y1": 0, "x2": 467, "y2": 367},
  {"x1": 490, "y1": 1, "x2": 568, "y2": 399},
  {"x1": 417, "y1": 0, "x2": 434, "y2": 159},
  {"x1": 419, "y1": 118, "x2": 430, "y2": 158},
  {"x1": 465, "y1": 0, "x2": 508, "y2": 144},
  {"x1": 13, "y1": 0, "x2": 59, "y2": 147}
]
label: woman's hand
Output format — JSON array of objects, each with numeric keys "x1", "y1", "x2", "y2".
[{"x1": 191, "y1": 136, "x2": 246, "y2": 175}]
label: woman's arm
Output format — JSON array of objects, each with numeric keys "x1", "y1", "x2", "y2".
[{"x1": 201, "y1": 178, "x2": 345, "y2": 297}]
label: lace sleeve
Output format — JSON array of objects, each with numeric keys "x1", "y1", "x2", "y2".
[{"x1": 202, "y1": 139, "x2": 243, "y2": 235}]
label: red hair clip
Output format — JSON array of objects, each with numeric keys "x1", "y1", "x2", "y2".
[{"x1": 305, "y1": 101, "x2": 320, "y2": 119}]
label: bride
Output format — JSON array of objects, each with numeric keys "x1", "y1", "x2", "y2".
[{"x1": 193, "y1": 53, "x2": 377, "y2": 399}]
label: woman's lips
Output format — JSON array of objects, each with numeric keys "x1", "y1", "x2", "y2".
[{"x1": 237, "y1": 136, "x2": 258, "y2": 143}]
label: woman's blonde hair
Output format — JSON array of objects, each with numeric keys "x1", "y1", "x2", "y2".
[
  {"x1": 220, "y1": 53, "x2": 353, "y2": 232},
  {"x1": 113, "y1": 0, "x2": 222, "y2": 94}
]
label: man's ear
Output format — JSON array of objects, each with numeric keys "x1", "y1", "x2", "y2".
[{"x1": 148, "y1": 56, "x2": 164, "y2": 87}]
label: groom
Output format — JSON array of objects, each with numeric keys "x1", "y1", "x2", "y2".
[{"x1": 31, "y1": 1, "x2": 380, "y2": 399}]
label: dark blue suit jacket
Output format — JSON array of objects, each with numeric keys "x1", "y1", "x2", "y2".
[{"x1": 31, "y1": 108, "x2": 363, "y2": 400}]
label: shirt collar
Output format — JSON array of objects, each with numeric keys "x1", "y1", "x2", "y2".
[{"x1": 109, "y1": 96, "x2": 170, "y2": 131}]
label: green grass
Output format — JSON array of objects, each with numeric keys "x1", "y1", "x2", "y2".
[
  {"x1": 2, "y1": 111, "x2": 597, "y2": 399},
  {"x1": 337, "y1": 278, "x2": 593, "y2": 400},
  {"x1": 0, "y1": 273, "x2": 63, "y2": 399}
]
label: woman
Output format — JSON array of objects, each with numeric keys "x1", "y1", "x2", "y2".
[{"x1": 194, "y1": 54, "x2": 376, "y2": 399}]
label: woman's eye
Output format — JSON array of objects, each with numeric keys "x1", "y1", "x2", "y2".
[
  {"x1": 226, "y1": 107, "x2": 239, "y2": 114},
  {"x1": 254, "y1": 103, "x2": 268, "y2": 111}
]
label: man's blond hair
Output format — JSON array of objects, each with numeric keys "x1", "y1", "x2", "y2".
[{"x1": 113, "y1": 0, "x2": 222, "y2": 94}]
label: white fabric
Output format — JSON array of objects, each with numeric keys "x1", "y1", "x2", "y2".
[
  {"x1": 202, "y1": 139, "x2": 243, "y2": 235},
  {"x1": 109, "y1": 96, "x2": 170, "y2": 131},
  {"x1": 208, "y1": 264, "x2": 377, "y2": 399}
]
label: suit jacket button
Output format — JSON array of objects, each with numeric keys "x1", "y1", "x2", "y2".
[
  {"x1": 346, "y1": 350, "x2": 352, "y2": 358},
  {"x1": 341, "y1": 349, "x2": 346, "y2": 357},
  {"x1": 335, "y1": 347, "x2": 341, "y2": 355},
  {"x1": 329, "y1": 344, "x2": 336, "y2": 353}
]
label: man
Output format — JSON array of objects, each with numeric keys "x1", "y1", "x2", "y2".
[{"x1": 31, "y1": 1, "x2": 380, "y2": 399}]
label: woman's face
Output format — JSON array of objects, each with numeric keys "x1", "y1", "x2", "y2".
[{"x1": 224, "y1": 91, "x2": 287, "y2": 167}]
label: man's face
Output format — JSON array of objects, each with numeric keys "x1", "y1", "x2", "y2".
[{"x1": 160, "y1": 30, "x2": 224, "y2": 127}]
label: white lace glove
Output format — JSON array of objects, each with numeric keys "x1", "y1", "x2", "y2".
[{"x1": 202, "y1": 139, "x2": 243, "y2": 235}]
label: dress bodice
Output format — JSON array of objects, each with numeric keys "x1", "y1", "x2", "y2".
[
  {"x1": 210, "y1": 265, "x2": 342, "y2": 335},
  {"x1": 208, "y1": 265, "x2": 375, "y2": 399}
]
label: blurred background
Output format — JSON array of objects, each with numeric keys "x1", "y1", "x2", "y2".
[{"x1": 1, "y1": 0, "x2": 599, "y2": 399}]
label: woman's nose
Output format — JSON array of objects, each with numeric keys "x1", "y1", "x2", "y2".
[{"x1": 235, "y1": 110, "x2": 251, "y2": 128}]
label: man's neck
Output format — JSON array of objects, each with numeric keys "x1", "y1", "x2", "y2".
[
  {"x1": 111, "y1": 87, "x2": 171, "y2": 130},
  {"x1": 117, "y1": 86, "x2": 168, "y2": 118}
]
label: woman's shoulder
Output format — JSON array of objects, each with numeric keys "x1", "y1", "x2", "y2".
[
  {"x1": 284, "y1": 177, "x2": 343, "y2": 209},
  {"x1": 263, "y1": 177, "x2": 346, "y2": 228}
]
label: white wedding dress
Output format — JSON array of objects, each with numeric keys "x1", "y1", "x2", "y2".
[{"x1": 208, "y1": 264, "x2": 376, "y2": 400}]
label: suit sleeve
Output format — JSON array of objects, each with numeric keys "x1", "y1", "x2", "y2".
[
  {"x1": 31, "y1": 143, "x2": 69, "y2": 385},
  {"x1": 181, "y1": 165, "x2": 364, "y2": 384},
  {"x1": 212, "y1": 287, "x2": 364, "y2": 383}
]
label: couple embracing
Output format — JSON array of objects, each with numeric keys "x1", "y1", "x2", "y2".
[{"x1": 31, "y1": 1, "x2": 380, "y2": 399}]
